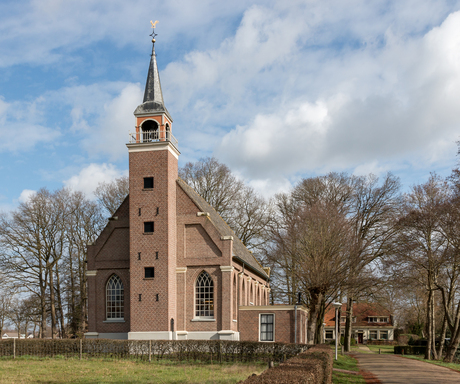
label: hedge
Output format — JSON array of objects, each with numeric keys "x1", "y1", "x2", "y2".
[
  {"x1": 241, "y1": 344, "x2": 333, "y2": 384},
  {"x1": 394, "y1": 345, "x2": 426, "y2": 355},
  {"x1": 0, "y1": 339, "x2": 307, "y2": 363}
]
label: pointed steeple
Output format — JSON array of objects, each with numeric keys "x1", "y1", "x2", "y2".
[
  {"x1": 143, "y1": 42, "x2": 164, "y2": 104},
  {"x1": 134, "y1": 38, "x2": 172, "y2": 120}
]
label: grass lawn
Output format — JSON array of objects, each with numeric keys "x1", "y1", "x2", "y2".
[
  {"x1": 0, "y1": 357, "x2": 266, "y2": 384},
  {"x1": 401, "y1": 355, "x2": 460, "y2": 373},
  {"x1": 332, "y1": 353, "x2": 366, "y2": 384},
  {"x1": 367, "y1": 345, "x2": 394, "y2": 354}
]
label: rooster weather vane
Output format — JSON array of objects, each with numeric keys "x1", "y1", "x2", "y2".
[{"x1": 150, "y1": 20, "x2": 159, "y2": 42}]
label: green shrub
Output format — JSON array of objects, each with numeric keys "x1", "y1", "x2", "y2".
[{"x1": 394, "y1": 345, "x2": 426, "y2": 355}]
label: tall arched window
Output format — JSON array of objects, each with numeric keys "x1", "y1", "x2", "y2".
[
  {"x1": 242, "y1": 279, "x2": 246, "y2": 306},
  {"x1": 165, "y1": 123, "x2": 171, "y2": 140},
  {"x1": 106, "y1": 274, "x2": 124, "y2": 320},
  {"x1": 195, "y1": 271, "x2": 214, "y2": 318}
]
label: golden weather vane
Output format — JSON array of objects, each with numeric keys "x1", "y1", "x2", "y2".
[{"x1": 150, "y1": 20, "x2": 159, "y2": 42}]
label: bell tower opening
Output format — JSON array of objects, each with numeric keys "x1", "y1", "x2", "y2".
[{"x1": 141, "y1": 120, "x2": 159, "y2": 142}]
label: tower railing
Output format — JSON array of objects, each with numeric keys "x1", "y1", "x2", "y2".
[{"x1": 128, "y1": 129, "x2": 178, "y2": 147}]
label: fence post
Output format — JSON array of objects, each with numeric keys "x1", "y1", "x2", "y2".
[
  {"x1": 80, "y1": 339, "x2": 82, "y2": 360},
  {"x1": 13, "y1": 338, "x2": 16, "y2": 359},
  {"x1": 219, "y1": 342, "x2": 222, "y2": 364},
  {"x1": 149, "y1": 340, "x2": 152, "y2": 363}
]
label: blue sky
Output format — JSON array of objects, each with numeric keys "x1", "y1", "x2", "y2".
[{"x1": 1, "y1": 0, "x2": 460, "y2": 211}]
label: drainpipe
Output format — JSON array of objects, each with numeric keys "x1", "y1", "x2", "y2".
[
  {"x1": 237, "y1": 264, "x2": 245, "y2": 339},
  {"x1": 294, "y1": 292, "x2": 301, "y2": 344}
]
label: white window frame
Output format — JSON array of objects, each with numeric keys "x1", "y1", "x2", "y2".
[
  {"x1": 259, "y1": 313, "x2": 275, "y2": 342},
  {"x1": 106, "y1": 274, "x2": 124, "y2": 321},
  {"x1": 325, "y1": 329, "x2": 334, "y2": 340},
  {"x1": 194, "y1": 271, "x2": 215, "y2": 320},
  {"x1": 380, "y1": 330, "x2": 389, "y2": 340}
]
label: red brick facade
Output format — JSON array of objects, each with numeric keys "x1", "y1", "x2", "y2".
[
  {"x1": 85, "y1": 40, "x2": 305, "y2": 343},
  {"x1": 239, "y1": 306, "x2": 308, "y2": 344}
]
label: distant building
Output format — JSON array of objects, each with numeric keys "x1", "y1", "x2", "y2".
[
  {"x1": 84, "y1": 35, "x2": 307, "y2": 344},
  {"x1": 324, "y1": 303, "x2": 395, "y2": 343}
]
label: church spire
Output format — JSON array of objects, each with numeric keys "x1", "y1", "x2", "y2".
[
  {"x1": 143, "y1": 39, "x2": 164, "y2": 105},
  {"x1": 134, "y1": 22, "x2": 171, "y2": 120}
]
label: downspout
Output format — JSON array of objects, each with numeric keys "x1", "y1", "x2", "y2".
[
  {"x1": 294, "y1": 304, "x2": 297, "y2": 344},
  {"x1": 237, "y1": 264, "x2": 245, "y2": 338},
  {"x1": 294, "y1": 292, "x2": 301, "y2": 344}
]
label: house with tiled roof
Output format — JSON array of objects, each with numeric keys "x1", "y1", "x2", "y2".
[
  {"x1": 84, "y1": 32, "x2": 308, "y2": 344},
  {"x1": 324, "y1": 303, "x2": 395, "y2": 344}
]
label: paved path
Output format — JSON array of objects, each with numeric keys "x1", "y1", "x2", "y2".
[{"x1": 354, "y1": 353, "x2": 460, "y2": 384}]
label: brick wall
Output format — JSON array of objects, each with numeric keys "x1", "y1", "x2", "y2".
[
  {"x1": 87, "y1": 197, "x2": 130, "y2": 334},
  {"x1": 239, "y1": 307, "x2": 308, "y2": 344},
  {"x1": 128, "y1": 144, "x2": 178, "y2": 333}
]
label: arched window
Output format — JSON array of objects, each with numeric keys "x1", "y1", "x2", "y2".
[
  {"x1": 106, "y1": 274, "x2": 124, "y2": 320},
  {"x1": 195, "y1": 271, "x2": 214, "y2": 318},
  {"x1": 141, "y1": 120, "x2": 159, "y2": 142},
  {"x1": 241, "y1": 279, "x2": 246, "y2": 306},
  {"x1": 165, "y1": 124, "x2": 171, "y2": 140}
]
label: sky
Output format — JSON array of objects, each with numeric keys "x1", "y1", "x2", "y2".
[{"x1": 1, "y1": 0, "x2": 460, "y2": 212}]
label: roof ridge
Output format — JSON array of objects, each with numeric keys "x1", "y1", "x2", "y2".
[{"x1": 176, "y1": 178, "x2": 268, "y2": 278}]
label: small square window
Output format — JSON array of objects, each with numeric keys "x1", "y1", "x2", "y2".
[
  {"x1": 325, "y1": 330, "x2": 334, "y2": 339},
  {"x1": 145, "y1": 267, "x2": 155, "y2": 278},
  {"x1": 144, "y1": 177, "x2": 154, "y2": 189},
  {"x1": 260, "y1": 314, "x2": 274, "y2": 342},
  {"x1": 144, "y1": 222, "x2": 154, "y2": 233}
]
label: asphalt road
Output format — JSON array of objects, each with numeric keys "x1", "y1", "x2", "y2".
[{"x1": 354, "y1": 353, "x2": 460, "y2": 384}]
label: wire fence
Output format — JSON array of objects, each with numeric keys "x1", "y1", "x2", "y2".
[{"x1": 0, "y1": 339, "x2": 307, "y2": 363}]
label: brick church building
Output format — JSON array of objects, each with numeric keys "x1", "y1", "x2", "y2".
[{"x1": 85, "y1": 35, "x2": 307, "y2": 343}]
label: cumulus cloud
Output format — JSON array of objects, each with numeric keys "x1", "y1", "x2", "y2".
[
  {"x1": 63, "y1": 163, "x2": 127, "y2": 198},
  {"x1": 18, "y1": 189, "x2": 37, "y2": 203},
  {"x1": 0, "y1": 96, "x2": 61, "y2": 153},
  {"x1": 209, "y1": 8, "x2": 460, "y2": 191}
]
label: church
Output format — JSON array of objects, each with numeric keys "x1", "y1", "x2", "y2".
[{"x1": 84, "y1": 33, "x2": 308, "y2": 343}]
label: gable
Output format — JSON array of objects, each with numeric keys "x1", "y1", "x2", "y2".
[
  {"x1": 185, "y1": 224, "x2": 222, "y2": 258},
  {"x1": 176, "y1": 178, "x2": 268, "y2": 279}
]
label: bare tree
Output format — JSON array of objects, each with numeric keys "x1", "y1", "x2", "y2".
[
  {"x1": 393, "y1": 174, "x2": 449, "y2": 360},
  {"x1": 95, "y1": 176, "x2": 129, "y2": 216},
  {"x1": 343, "y1": 173, "x2": 401, "y2": 352},
  {"x1": 180, "y1": 157, "x2": 273, "y2": 251}
]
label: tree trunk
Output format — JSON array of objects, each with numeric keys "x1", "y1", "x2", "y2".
[
  {"x1": 344, "y1": 297, "x2": 353, "y2": 352},
  {"x1": 306, "y1": 290, "x2": 323, "y2": 345},
  {"x1": 49, "y1": 268, "x2": 57, "y2": 339},
  {"x1": 314, "y1": 298, "x2": 326, "y2": 344},
  {"x1": 437, "y1": 315, "x2": 447, "y2": 357},
  {"x1": 55, "y1": 265, "x2": 66, "y2": 338}
]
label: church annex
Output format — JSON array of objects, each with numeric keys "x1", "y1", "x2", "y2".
[{"x1": 85, "y1": 34, "x2": 307, "y2": 343}]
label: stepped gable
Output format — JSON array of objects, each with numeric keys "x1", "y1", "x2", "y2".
[{"x1": 177, "y1": 178, "x2": 268, "y2": 279}]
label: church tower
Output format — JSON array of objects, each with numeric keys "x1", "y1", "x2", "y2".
[{"x1": 126, "y1": 33, "x2": 179, "y2": 339}]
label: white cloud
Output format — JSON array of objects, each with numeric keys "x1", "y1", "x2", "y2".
[
  {"x1": 212, "y1": 9, "x2": 460, "y2": 184},
  {"x1": 63, "y1": 163, "x2": 127, "y2": 198},
  {"x1": 18, "y1": 189, "x2": 37, "y2": 203},
  {"x1": 0, "y1": 96, "x2": 61, "y2": 153}
]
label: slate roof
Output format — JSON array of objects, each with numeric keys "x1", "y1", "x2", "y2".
[
  {"x1": 177, "y1": 178, "x2": 269, "y2": 279},
  {"x1": 134, "y1": 41, "x2": 172, "y2": 121}
]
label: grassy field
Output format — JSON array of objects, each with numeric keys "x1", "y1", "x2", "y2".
[
  {"x1": 0, "y1": 357, "x2": 266, "y2": 384},
  {"x1": 332, "y1": 353, "x2": 366, "y2": 384}
]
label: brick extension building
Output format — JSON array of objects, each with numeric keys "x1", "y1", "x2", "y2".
[{"x1": 84, "y1": 36, "x2": 308, "y2": 343}]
